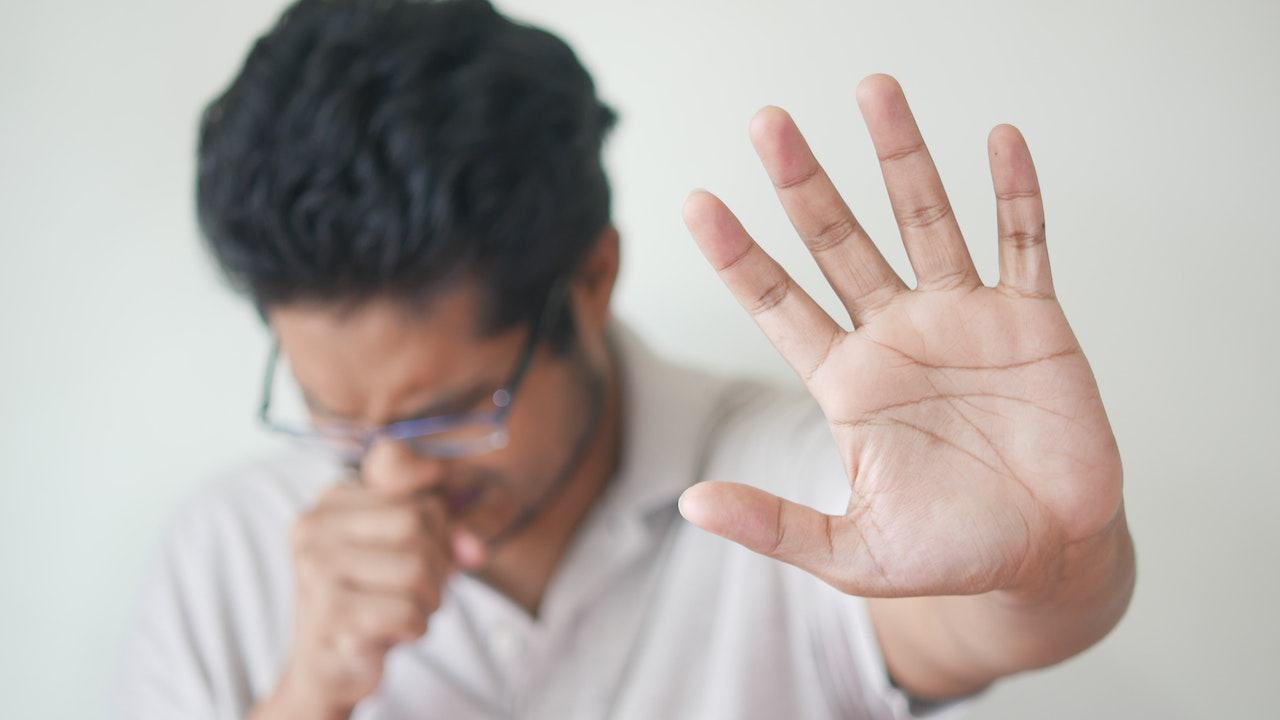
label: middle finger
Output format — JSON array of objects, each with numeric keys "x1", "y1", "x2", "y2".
[
  {"x1": 748, "y1": 106, "x2": 906, "y2": 326},
  {"x1": 856, "y1": 74, "x2": 980, "y2": 290}
]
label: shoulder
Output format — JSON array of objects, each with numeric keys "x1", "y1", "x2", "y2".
[
  {"x1": 161, "y1": 447, "x2": 343, "y2": 551},
  {"x1": 114, "y1": 447, "x2": 339, "y2": 716},
  {"x1": 134, "y1": 445, "x2": 345, "y2": 619},
  {"x1": 134, "y1": 446, "x2": 345, "y2": 631}
]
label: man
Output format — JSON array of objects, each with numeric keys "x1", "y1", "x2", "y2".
[{"x1": 116, "y1": 0, "x2": 1135, "y2": 717}]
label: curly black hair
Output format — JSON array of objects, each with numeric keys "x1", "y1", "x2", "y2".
[{"x1": 196, "y1": 0, "x2": 617, "y2": 353}]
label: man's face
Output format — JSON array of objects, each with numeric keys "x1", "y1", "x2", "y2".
[{"x1": 268, "y1": 279, "x2": 605, "y2": 552}]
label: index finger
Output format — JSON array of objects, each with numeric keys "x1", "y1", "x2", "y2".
[
  {"x1": 748, "y1": 106, "x2": 906, "y2": 326},
  {"x1": 308, "y1": 491, "x2": 450, "y2": 550},
  {"x1": 683, "y1": 190, "x2": 845, "y2": 383}
]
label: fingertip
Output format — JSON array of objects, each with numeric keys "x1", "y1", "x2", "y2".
[
  {"x1": 677, "y1": 481, "x2": 718, "y2": 528},
  {"x1": 989, "y1": 122, "x2": 1021, "y2": 138},
  {"x1": 988, "y1": 124, "x2": 1038, "y2": 182},
  {"x1": 748, "y1": 105, "x2": 792, "y2": 143},
  {"x1": 988, "y1": 123, "x2": 1026, "y2": 154},
  {"x1": 684, "y1": 186, "x2": 712, "y2": 204},
  {"x1": 856, "y1": 73, "x2": 902, "y2": 107},
  {"x1": 681, "y1": 188, "x2": 724, "y2": 230},
  {"x1": 678, "y1": 480, "x2": 771, "y2": 545}
]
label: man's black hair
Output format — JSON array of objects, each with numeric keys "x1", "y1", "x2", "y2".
[{"x1": 196, "y1": 0, "x2": 617, "y2": 353}]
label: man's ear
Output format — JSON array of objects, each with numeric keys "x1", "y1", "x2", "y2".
[{"x1": 570, "y1": 224, "x2": 620, "y2": 336}]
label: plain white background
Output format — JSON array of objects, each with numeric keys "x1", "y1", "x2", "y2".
[{"x1": 2, "y1": 1, "x2": 1277, "y2": 717}]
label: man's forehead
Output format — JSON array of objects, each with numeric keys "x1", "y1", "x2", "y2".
[
  {"x1": 273, "y1": 296, "x2": 460, "y2": 345},
  {"x1": 266, "y1": 286, "x2": 513, "y2": 422}
]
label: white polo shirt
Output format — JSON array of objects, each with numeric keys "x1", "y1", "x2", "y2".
[{"x1": 114, "y1": 315, "x2": 972, "y2": 719}]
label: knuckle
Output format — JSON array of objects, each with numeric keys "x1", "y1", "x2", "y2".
[
  {"x1": 305, "y1": 585, "x2": 342, "y2": 626},
  {"x1": 368, "y1": 601, "x2": 424, "y2": 640},
  {"x1": 746, "y1": 277, "x2": 791, "y2": 316},
  {"x1": 330, "y1": 630, "x2": 369, "y2": 660},
  {"x1": 714, "y1": 242, "x2": 755, "y2": 274},
  {"x1": 420, "y1": 565, "x2": 445, "y2": 607},
  {"x1": 420, "y1": 587, "x2": 441, "y2": 616},
  {"x1": 917, "y1": 268, "x2": 975, "y2": 292},
  {"x1": 402, "y1": 611, "x2": 429, "y2": 638},
  {"x1": 772, "y1": 162, "x2": 820, "y2": 191},
  {"x1": 317, "y1": 483, "x2": 356, "y2": 507},
  {"x1": 294, "y1": 552, "x2": 327, "y2": 584},
  {"x1": 402, "y1": 555, "x2": 434, "y2": 590},
  {"x1": 994, "y1": 188, "x2": 1041, "y2": 201},
  {"x1": 290, "y1": 516, "x2": 316, "y2": 550},
  {"x1": 994, "y1": 284, "x2": 1055, "y2": 301},
  {"x1": 417, "y1": 496, "x2": 447, "y2": 525},
  {"x1": 385, "y1": 506, "x2": 423, "y2": 542},
  {"x1": 766, "y1": 508, "x2": 787, "y2": 557},
  {"x1": 801, "y1": 327, "x2": 844, "y2": 383},
  {"x1": 349, "y1": 606, "x2": 381, "y2": 638},
  {"x1": 1000, "y1": 227, "x2": 1046, "y2": 249},
  {"x1": 897, "y1": 198, "x2": 953, "y2": 229},
  {"x1": 877, "y1": 141, "x2": 927, "y2": 164},
  {"x1": 807, "y1": 215, "x2": 859, "y2": 254},
  {"x1": 850, "y1": 281, "x2": 902, "y2": 322}
]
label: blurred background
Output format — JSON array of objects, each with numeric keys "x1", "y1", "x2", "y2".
[{"x1": 2, "y1": 1, "x2": 1277, "y2": 717}]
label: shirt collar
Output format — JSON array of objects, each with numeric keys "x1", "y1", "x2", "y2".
[{"x1": 597, "y1": 314, "x2": 739, "y2": 521}]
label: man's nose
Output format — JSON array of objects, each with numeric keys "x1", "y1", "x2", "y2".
[{"x1": 361, "y1": 438, "x2": 449, "y2": 497}]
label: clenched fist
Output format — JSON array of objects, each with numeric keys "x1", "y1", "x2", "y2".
[{"x1": 251, "y1": 479, "x2": 484, "y2": 719}]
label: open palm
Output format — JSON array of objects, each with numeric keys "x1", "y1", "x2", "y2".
[{"x1": 680, "y1": 75, "x2": 1123, "y2": 599}]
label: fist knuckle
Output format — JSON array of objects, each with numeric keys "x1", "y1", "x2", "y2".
[
  {"x1": 295, "y1": 553, "x2": 328, "y2": 585},
  {"x1": 386, "y1": 506, "x2": 422, "y2": 542},
  {"x1": 419, "y1": 496, "x2": 447, "y2": 524},
  {"x1": 318, "y1": 483, "x2": 355, "y2": 506},
  {"x1": 405, "y1": 555, "x2": 434, "y2": 590},
  {"x1": 396, "y1": 600, "x2": 428, "y2": 638},
  {"x1": 290, "y1": 516, "x2": 316, "y2": 550},
  {"x1": 421, "y1": 586, "x2": 442, "y2": 615}
]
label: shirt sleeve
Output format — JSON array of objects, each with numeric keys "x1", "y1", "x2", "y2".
[
  {"x1": 816, "y1": 590, "x2": 978, "y2": 720},
  {"x1": 112, "y1": 473, "x2": 295, "y2": 720},
  {"x1": 113, "y1": 497, "x2": 224, "y2": 719}
]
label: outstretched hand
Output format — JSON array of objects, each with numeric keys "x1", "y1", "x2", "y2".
[{"x1": 679, "y1": 74, "x2": 1123, "y2": 600}]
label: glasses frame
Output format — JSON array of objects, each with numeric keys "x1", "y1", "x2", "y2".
[{"x1": 256, "y1": 275, "x2": 571, "y2": 464}]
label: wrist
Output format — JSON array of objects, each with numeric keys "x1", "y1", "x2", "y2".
[
  {"x1": 998, "y1": 506, "x2": 1135, "y2": 611},
  {"x1": 929, "y1": 508, "x2": 1135, "y2": 689},
  {"x1": 868, "y1": 508, "x2": 1135, "y2": 700}
]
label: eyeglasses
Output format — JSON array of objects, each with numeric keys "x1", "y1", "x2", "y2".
[{"x1": 256, "y1": 277, "x2": 570, "y2": 466}]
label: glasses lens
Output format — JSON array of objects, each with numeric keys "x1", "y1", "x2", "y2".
[
  {"x1": 404, "y1": 421, "x2": 509, "y2": 459},
  {"x1": 262, "y1": 349, "x2": 369, "y2": 460},
  {"x1": 263, "y1": 345, "x2": 514, "y2": 462},
  {"x1": 309, "y1": 419, "x2": 369, "y2": 460},
  {"x1": 274, "y1": 431, "x2": 362, "y2": 465}
]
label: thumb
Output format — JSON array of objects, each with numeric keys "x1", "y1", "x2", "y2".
[{"x1": 678, "y1": 480, "x2": 853, "y2": 590}]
